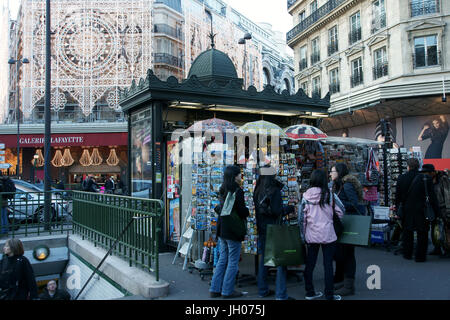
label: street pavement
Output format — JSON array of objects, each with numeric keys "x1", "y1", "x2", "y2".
[{"x1": 155, "y1": 243, "x2": 450, "y2": 300}]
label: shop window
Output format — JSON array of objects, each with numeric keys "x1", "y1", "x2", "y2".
[{"x1": 414, "y1": 35, "x2": 439, "y2": 68}]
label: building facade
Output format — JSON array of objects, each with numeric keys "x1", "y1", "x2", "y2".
[
  {"x1": 1, "y1": 0, "x2": 294, "y2": 179},
  {"x1": 287, "y1": 0, "x2": 450, "y2": 165}
]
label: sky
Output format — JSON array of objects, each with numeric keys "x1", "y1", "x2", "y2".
[
  {"x1": 9, "y1": 0, "x2": 293, "y2": 33},
  {"x1": 225, "y1": 0, "x2": 293, "y2": 34}
]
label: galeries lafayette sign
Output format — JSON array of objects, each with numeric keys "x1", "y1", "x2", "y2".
[{"x1": 0, "y1": 133, "x2": 127, "y2": 148}]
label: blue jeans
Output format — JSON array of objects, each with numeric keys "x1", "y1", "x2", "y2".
[
  {"x1": 210, "y1": 237, "x2": 241, "y2": 296},
  {"x1": 257, "y1": 234, "x2": 288, "y2": 300},
  {"x1": 305, "y1": 242, "x2": 337, "y2": 300},
  {"x1": 1, "y1": 206, "x2": 8, "y2": 234}
]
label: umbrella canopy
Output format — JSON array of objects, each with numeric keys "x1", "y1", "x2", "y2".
[
  {"x1": 284, "y1": 124, "x2": 328, "y2": 141},
  {"x1": 187, "y1": 118, "x2": 237, "y2": 132},
  {"x1": 240, "y1": 120, "x2": 288, "y2": 138}
]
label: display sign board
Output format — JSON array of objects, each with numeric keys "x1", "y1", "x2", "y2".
[
  {"x1": 0, "y1": 143, "x2": 4, "y2": 149},
  {"x1": 0, "y1": 163, "x2": 12, "y2": 169},
  {"x1": 373, "y1": 206, "x2": 390, "y2": 220}
]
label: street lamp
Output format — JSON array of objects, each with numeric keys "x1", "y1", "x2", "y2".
[
  {"x1": 238, "y1": 32, "x2": 252, "y2": 89},
  {"x1": 8, "y1": 57, "x2": 30, "y2": 178}
]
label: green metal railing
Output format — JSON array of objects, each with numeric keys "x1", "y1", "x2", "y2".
[
  {"x1": 72, "y1": 191, "x2": 163, "y2": 280},
  {"x1": 0, "y1": 191, "x2": 73, "y2": 238}
]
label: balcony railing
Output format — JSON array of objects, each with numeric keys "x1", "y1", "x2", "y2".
[
  {"x1": 373, "y1": 63, "x2": 388, "y2": 79},
  {"x1": 299, "y1": 59, "x2": 308, "y2": 71},
  {"x1": 311, "y1": 52, "x2": 321, "y2": 65},
  {"x1": 328, "y1": 41, "x2": 339, "y2": 56},
  {"x1": 153, "y1": 23, "x2": 184, "y2": 41},
  {"x1": 410, "y1": 0, "x2": 440, "y2": 17},
  {"x1": 371, "y1": 13, "x2": 386, "y2": 33},
  {"x1": 152, "y1": 53, "x2": 184, "y2": 69},
  {"x1": 413, "y1": 51, "x2": 440, "y2": 68},
  {"x1": 351, "y1": 71, "x2": 363, "y2": 87},
  {"x1": 329, "y1": 82, "x2": 340, "y2": 94},
  {"x1": 287, "y1": 0, "x2": 347, "y2": 43},
  {"x1": 348, "y1": 27, "x2": 362, "y2": 44}
]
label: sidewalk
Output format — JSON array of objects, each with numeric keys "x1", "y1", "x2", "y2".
[{"x1": 156, "y1": 244, "x2": 450, "y2": 300}]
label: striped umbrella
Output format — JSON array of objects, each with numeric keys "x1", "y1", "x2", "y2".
[
  {"x1": 187, "y1": 118, "x2": 237, "y2": 133},
  {"x1": 284, "y1": 124, "x2": 328, "y2": 141},
  {"x1": 239, "y1": 120, "x2": 288, "y2": 138}
]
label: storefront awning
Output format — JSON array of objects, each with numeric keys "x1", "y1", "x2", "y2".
[{"x1": 0, "y1": 132, "x2": 128, "y2": 148}]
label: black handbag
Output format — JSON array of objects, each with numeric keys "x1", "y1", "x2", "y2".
[
  {"x1": 332, "y1": 194, "x2": 343, "y2": 237},
  {"x1": 423, "y1": 176, "x2": 436, "y2": 222}
]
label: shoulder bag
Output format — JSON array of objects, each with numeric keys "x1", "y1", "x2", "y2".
[{"x1": 423, "y1": 176, "x2": 436, "y2": 222}]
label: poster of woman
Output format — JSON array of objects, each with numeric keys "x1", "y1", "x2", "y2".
[{"x1": 417, "y1": 115, "x2": 449, "y2": 159}]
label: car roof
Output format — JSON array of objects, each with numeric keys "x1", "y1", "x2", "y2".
[{"x1": 12, "y1": 179, "x2": 43, "y2": 191}]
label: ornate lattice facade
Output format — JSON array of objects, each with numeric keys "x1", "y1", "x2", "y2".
[
  {"x1": 11, "y1": 0, "x2": 293, "y2": 123},
  {"x1": 19, "y1": 0, "x2": 153, "y2": 121}
]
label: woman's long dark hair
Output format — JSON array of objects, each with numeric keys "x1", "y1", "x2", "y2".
[
  {"x1": 332, "y1": 163, "x2": 349, "y2": 193},
  {"x1": 220, "y1": 165, "x2": 241, "y2": 196},
  {"x1": 254, "y1": 174, "x2": 277, "y2": 201},
  {"x1": 310, "y1": 169, "x2": 330, "y2": 208}
]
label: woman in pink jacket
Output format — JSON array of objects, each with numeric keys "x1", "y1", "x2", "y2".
[{"x1": 299, "y1": 169, "x2": 344, "y2": 301}]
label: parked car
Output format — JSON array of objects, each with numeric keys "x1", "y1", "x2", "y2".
[
  {"x1": 131, "y1": 179, "x2": 152, "y2": 198},
  {"x1": 7, "y1": 184, "x2": 71, "y2": 223}
]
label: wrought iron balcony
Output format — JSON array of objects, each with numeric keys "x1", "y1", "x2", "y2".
[
  {"x1": 311, "y1": 52, "x2": 321, "y2": 65},
  {"x1": 413, "y1": 51, "x2": 440, "y2": 68},
  {"x1": 371, "y1": 13, "x2": 386, "y2": 34},
  {"x1": 351, "y1": 71, "x2": 363, "y2": 88},
  {"x1": 410, "y1": 0, "x2": 439, "y2": 17},
  {"x1": 153, "y1": 24, "x2": 184, "y2": 41},
  {"x1": 373, "y1": 63, "x2": 388, "y2": 80},
  {"x1": 328, "y1": 41, "x2": 339, "y2": 56},
  {"x1": 287, "y1": 0, "x2": 347, "y2": 43},
  {"x1": 152, "y1": 53, "x2": 184, "y2": 69},
  {"x1": 348, "y1": 27, "x2": 362, "y2": 45},
  {"x1": 329, "y1": 82, "x2": 340, "y2": 94},
  {"x1": 299, "y1": 59, "x2": 308, "y2": 71}
]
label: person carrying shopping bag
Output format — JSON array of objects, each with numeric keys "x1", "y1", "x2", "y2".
[
  {"x1": 299, "y1": 169, "x2": 344, "y2": 301},
  {"x1": 253, "y1": 170, "x2": 296, "y2": 300},
  {"x1": 209, "y1": 165, "x2": 249, "y2": 299},
  {"x1": 330, "y1": 163, "x2": 364, "y2": 296}
]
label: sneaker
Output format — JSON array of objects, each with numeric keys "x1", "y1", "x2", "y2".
[
  {"x1": 209, "y1": 291, "x2": 221, "y2": 298},
  {"x1": 276, "y1": 296, "x2": 296, "y2": 301},
  {"x1": 222, "y1": 291, "x2": 243, "y2": 299},
  {"x1": 305, "y1": 291, "x2": 323, "y2": 300},
  {"x1": 328, "y1": 295, "x2": 342, "y2": 301},
  {"x1": 258, "y1": 289, "x2": 275, "y2": 298}
]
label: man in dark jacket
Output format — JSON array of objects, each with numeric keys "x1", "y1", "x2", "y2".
[
  {"x1": 39, "y1": 280, "x2": 71, "y2": 300},
  {"x1": 395, "y1": 159, "x2": 439, "y2": 262}
]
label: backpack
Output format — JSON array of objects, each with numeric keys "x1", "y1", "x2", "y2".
[{"x1": 1, "y1": 178, "x2": 16, "y2": 200}]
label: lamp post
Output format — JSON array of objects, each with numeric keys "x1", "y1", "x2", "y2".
[
  {"x1": 44, "y1": 0, "x2": 52, "y2": 230},
  {"x1": 8, "y1": 57, "x2": 30, "y2": 178},
  {"x1": 238, "y1": 32, "x2": 252, "y2": 89}
]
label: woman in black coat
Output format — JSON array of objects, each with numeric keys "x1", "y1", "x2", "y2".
[
  {"x1": 0, "y1": 239, "x2": 38, "y2": 300},
  {"x1": 209, "y1": 165, "x2": 249, "y2": 299},
  {"x1": 253, "y1": 172, "x2": 295, "y2": 300},
  {"x1": 330, "y1": 163, "x2": 364, "y2": 296}
]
